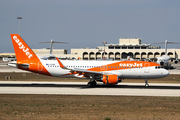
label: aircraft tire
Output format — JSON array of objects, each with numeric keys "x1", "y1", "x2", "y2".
[
  {"x1": 87, "y1": 81, "x2": 96, "y2": 87},
  {"x1": 92, "y1": 81, "x2": 96, "y2": 86},
  {"x1": 145, "y1": 84, "x2": 149, "y2": 87},
  {"x1": 87, "y1": 82, "x2": 92, "y2": 87}
]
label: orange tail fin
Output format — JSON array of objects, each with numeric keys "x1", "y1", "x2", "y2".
[{"x1": 10, "y1": 34, "x2": 38, "y2": 62}]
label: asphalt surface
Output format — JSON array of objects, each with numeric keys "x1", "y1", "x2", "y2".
[
  {"x1": 0, "y1": 62, "x2": 180, "y2": 96},
  {"x1": 0, "y1": 81, "x2": 180, "y2": 96}
]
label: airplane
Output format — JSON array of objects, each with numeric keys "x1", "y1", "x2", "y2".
[
  {"x1": 39, "y1": 39, "x2": 69, "y2": 55},
  {"x1": 149, "y1": 40, "x2": 180, "y2": 69},
  {"x1": 8, "y1": 34, "x2": 169, "y2": 87}
]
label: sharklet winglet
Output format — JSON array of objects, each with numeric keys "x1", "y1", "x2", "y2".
[{"x1": 56, "y1": 57, "x2": 70, "y2": 70}]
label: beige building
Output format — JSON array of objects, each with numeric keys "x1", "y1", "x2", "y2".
[
  {"x1": 1, "y1": 38, "x2": 180, "y2": 61},
  {"x1": 71, "y1": 38, "x2": 180, "y2": 60}
]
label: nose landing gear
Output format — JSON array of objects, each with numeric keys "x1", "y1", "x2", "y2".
[{"x1": 145, "y1": 78, "x2": 149, "y2": 87}]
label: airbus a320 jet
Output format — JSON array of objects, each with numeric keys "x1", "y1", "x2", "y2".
[{"x1": 8, "y1": 34, "x2": 169, "y2": 87}]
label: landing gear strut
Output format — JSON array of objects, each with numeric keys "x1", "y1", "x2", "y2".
[
  {"x1": 87, "y1": 77, "x2": 96, "y2": 87},
  {"x1": 145, "y1": 78, "x2": 149, "y2": 87}
]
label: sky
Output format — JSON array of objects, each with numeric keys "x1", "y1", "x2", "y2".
[{"x1": 1, "y1": 0, "x2": 180, "y2": 53}]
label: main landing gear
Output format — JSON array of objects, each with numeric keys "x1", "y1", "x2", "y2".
[
  {"x1": 87, "y1": 77, "x2": 97, "y2": 87},
  {"x1": 87, "y1": 81, "x2": 96, "y2": 87},
  {"x1": 145, "y1": 78, "x2": 149, "y2": 87}
]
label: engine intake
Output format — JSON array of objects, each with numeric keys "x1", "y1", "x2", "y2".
[
  {"x1": 174, "y1": 60, "x2": 179, "y2": 64},
  {"x1": 102, "y1": 75, "x2": 120, "y2": 85}
]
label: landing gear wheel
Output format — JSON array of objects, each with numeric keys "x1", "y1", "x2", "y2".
[
  {"x1": 92, "y1": 81, "x2": 96, "y2": 86},
  {"x1": 87, "y1": 81, "x2": 96, "y2": 87},
  {"x1": 145, "y1": 78, "x2": 149, "y2": 87},
  {"x1": 87, "y1": 82, "x2": 92, "y2": 87},
  {"x1": 145, "y1": 83, "x2": 149, "y2": 87}
]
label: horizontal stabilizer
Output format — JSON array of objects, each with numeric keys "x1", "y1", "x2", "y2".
[
  {"x1": 39, "y1": 41, "x2": 69, "y2": 44},
  {"x1": 8, "y1": 61, "x2": 29, "y2": 69},
  {"x1": 8, "y1": 61, "x2": 17, "y2": 68}
]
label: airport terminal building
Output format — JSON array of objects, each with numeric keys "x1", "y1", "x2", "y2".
[
  {"x1": 70, "y1": 38, "x2": 180, "y2": 60},
  {"x1": 1, "y1": 38, "x2": 180, "y2": 61}
]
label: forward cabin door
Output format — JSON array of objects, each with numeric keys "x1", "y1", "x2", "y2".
[{"x1": 144, "y1": 63, "x2": 150, "y2": 73}]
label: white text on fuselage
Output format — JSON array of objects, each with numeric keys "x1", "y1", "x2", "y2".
[
  {"x1": 119, "y1": 63, "x2": 143, "y2": 67},
  {"x1": 13, "y1": 36, "x2": 33, "y2": 59}
]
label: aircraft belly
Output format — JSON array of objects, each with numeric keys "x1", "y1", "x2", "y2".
[
  {"x1": 120, "y1": 68, "x2": 158, "y2": 79},
  {"x1": 120, "y1": 69, "x2": 140, "y2": 78},
  {"x1": 49, "y1": 68, "x2": 70, "y2": 77}
]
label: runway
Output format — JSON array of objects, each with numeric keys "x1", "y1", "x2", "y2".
[
  {"x1": 1, "y1": 62, "x2": 180, "y2": 96},
  {"x1": 0, "y1": 81, "x2": 180, "y2": 96}
]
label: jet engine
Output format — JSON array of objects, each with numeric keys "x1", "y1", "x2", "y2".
[
  {"x1": 102, "y1": 75, "x2": 121, "y2": 85},
  {"x1": 174, "y1": 60, "x2": 179, "y2": 64}
]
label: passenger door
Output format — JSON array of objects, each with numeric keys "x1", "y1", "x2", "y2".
[{"x1": 144, "y1": 63, "x2": 150, "y2": 73}]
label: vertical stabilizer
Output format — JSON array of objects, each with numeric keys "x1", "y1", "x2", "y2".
[{"x1": 10, "y1": 34, "x2": 39, "y2": 62}]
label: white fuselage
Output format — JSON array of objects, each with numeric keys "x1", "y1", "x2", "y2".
[{"x1": 39, "y1": 59, "x2": 169, "y2": 79}]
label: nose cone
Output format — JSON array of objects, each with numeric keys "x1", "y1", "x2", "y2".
[{"x1": 162, "y1": 69, "x2": 169, "y2": 77}]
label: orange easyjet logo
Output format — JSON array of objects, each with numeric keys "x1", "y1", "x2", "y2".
[{"x1": 13, "y1": 35, "x2": 33, "y2": 59}]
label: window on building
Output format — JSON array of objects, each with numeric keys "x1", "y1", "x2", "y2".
[
  {"x1": 135, "y1": 47, "x2": 140, "y2": 49},
  {"x1": 141, "y1": 46, "x2": 147, "y2": 49},
  {"x1": 109, "y1": 46, "x2": 114, "y2": 49},
  {"x1": 128, "y1": 47, "x2": 133, "y2": 49},
  {"x1": 122, "y1": 47, "x2": 127, "y2": 49}
]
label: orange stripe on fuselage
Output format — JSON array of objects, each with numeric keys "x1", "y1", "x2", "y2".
[{"x1": 87, "y1": 61, "x2": 160, "y2": 72}]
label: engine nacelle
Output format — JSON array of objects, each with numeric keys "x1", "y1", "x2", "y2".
[
  {"x1": 174, "y1": 60, "x2": 179, "y2": 64},
  {"x1": 102, "y1": 75, "x2": 120, "y2": 85}
]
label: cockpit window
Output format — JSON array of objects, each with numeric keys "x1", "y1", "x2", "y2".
[{"x1": 155, "y1": 66, "x2": 163, "y2": 69}]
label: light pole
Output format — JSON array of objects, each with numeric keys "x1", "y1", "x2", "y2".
[
  {"x1": 17, "y1": 17, "x2": 22, "y2": 35},
  {"x1": 102, "y1": 41, "x2": 107, "y2": 60}
]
